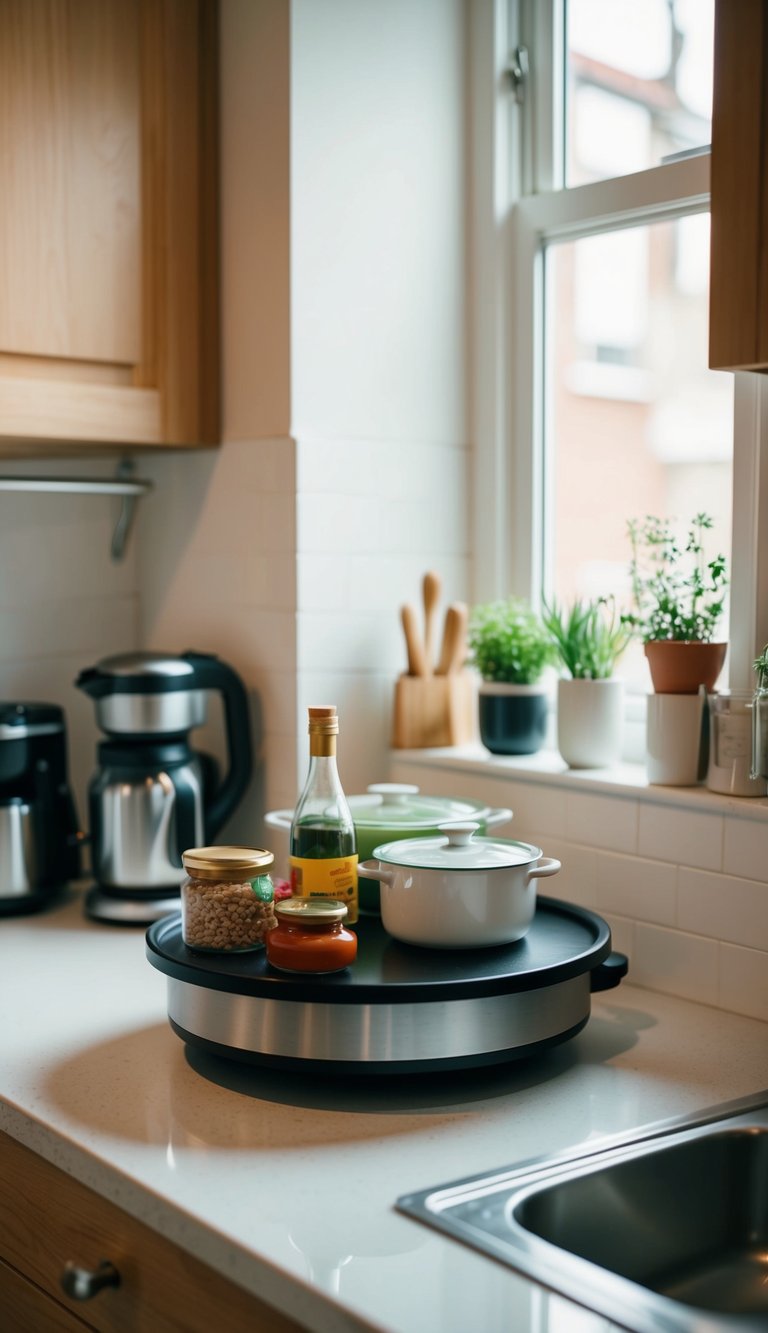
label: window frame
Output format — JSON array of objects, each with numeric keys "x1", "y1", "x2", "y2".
[{"x1": 470, "y1": 0, "x2": 768, "y2": 696}]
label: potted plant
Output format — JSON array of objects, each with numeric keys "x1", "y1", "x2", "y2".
[
  {"x1": 542, "y1": 597, "x2": 632, "y2": 768},
  {"x1": 624, "y1": 512, "x2": 728, "y2": 693},
  {"x1": 468, "y1": 598, "x2": 554, "y2": 754}
]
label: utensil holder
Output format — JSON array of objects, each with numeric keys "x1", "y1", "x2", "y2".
[{"x1": 392, "y1": 672, "x2": 476, "y2": 749}]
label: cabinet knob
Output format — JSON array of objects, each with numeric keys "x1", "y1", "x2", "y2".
[{"x1": 61, "y1": 1259, "x2": 120, "y2": 1301}]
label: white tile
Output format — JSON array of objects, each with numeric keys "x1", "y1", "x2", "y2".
[
  {"x1": 632, "y1": 924, "x2": 719, "y2": 1006},
  {"x1": 0, "y1": 595, "x2": 138, "y2": 663},
  {"x1": 723, "y1": 816, "x2": 768, "y2": 882},
  {"x1": 255, "y1": 669, "x2": 298, "y2": 737},
  {"x1": 146, "y1": 607, "x2": 296, "y2": 677},
  {"x1": 0, "y1": 505, "x2": 138, "y2": 606},
  {"x1": 638, "y1": 804, "x2": 723, "y2": 871},
  {"x1": 604, "y1": 914, "x2": 635, "y2": 962},
  {"x1": 719, "y1": 943, "x2": 768, "y2": 1022},
  {"x1": 298, "y1": 611, "x2": 403, "y2": 675},
  {"x1": 298, "y1": 671, "x2": 396, "y2": 795},
  {"x1": 297, "y1": 551, "x2": 470, "y2": 617},
  {"x1": 595, "y1": 852, "x2": 677, "y2": 927},
  {"x1": 502, "y1": 782, "x2": 568, "y2": 841},
  {"x1": 533, "y1": 838, "x2": 598, "y2": 909},
  {"x1": 297, "y1": 437, "x2": 469, "y2": 502},
  {"x1": 296, "y1": 489, "x2": 467, "y2": 558},
  {"x1": 152, "y1": 550, "x2": 295, "y2": 613},
  {"x1": 566, "y1": 791, "x2": 638, "y2": 854},
  {"x1": 678, "y1": 867, "x2": 768, "y2": 950}
]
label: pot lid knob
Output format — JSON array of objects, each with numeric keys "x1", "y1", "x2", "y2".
[
  {"x1": 438, "y1": 821, "x2": 480, "y2": 848},
  {"x1": 367, "y1": 783, "x2": 420, "y2": 806}
]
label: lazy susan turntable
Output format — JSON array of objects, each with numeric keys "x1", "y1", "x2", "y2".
[{"x1": 146, "y1": 898, "x2": 627, "y2": 1075}]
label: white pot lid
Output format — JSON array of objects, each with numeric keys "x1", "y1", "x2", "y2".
[{"x1": 371, "y1": 823, "x2": 542, "y2": 870}]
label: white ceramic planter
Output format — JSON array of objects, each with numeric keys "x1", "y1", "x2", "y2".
[
  {"x1": 359, "y1": 822, "x2": 561, "y2": 949},
  {"x1": 556, "y1": 677, "x2": 624, "y2": 769}
]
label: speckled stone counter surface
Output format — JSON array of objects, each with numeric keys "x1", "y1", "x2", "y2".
[{"x1": 2, "y1": 887, "x2": 767, "y2": 1333}]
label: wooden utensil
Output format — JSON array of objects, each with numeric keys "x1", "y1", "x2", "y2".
[
  {"x1": 436, "y1": 602, "x2": 468, "y2": 675},
  {"x1": 400, "y1": 604, "x2": 428, "y2": 676},
  {"x1": 422, "y1": 571, "x2": 442, "y2": 675}
]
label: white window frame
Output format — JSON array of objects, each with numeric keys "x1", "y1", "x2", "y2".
[{"x1": 470, "y1": 0, "x2": 768, "y2": 695}]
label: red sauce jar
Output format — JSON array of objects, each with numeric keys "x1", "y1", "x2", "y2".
[{"x1": 266, "y1": 897, "x2": 357, "y2": 974}]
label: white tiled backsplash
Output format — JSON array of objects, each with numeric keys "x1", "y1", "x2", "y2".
[{"x1": 390, "y1": 754, "x2": 768, "y2": 1023}]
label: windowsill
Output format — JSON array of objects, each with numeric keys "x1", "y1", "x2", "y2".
[{"x1": 391, "y1": 744, "x2": 768, "y2": 820}]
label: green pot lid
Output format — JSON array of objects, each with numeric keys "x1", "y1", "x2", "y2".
[
  {"x1": 371, "y1": 822, "x2": 542, "y2": 870},
  {"x1": 347, "y1": 784, "x2": 497, "y2": 829}
]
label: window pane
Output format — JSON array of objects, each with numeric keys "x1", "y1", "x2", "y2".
[
  {"x1": 566, "y1": 0, "x2": 714, "y2": 186},
  {"x1": 544, "y1": 216, "x2": 733, "y2": 690}
]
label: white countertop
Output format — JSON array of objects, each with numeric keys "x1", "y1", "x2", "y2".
[{"x1": 2, "y1": 887, "x2": 768, "y2": 1333}]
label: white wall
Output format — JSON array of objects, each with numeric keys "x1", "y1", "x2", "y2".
[
  {"x1": 290, "y1": 0, "x2": 471, "y2": 792},
  {"x1": 0, "y1": 456, "x2": 141, "y2": 820},
  {"x1": 136, "y1": 0, "x2": 472, "y2": 834}
]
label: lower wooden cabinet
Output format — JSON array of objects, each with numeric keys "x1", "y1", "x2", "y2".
[
  {"x1": 0, "y1": 1255, "x2": 92, "y2": 1332},
  {"x1": 0, "y1": 1131, "x2": 306, "y2": 1333}
]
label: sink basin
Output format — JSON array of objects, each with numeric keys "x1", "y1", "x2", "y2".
[{"x1": 397, "y1": 1091, "x2": 768, "y2": 1332}]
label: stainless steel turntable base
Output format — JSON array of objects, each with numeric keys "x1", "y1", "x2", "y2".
[{"x1": 147, "y1": 899, "x2": 627, "y2": 1075}]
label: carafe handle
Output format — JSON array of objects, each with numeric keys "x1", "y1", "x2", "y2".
[{"x1": 182, "y1": 652, "x2": 253, "y2": 839}]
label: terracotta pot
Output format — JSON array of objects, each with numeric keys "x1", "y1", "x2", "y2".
[{"x1": 644, "y1": 640, "x2": 727, "y2": 694}]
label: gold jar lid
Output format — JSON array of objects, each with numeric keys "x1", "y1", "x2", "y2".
[
  {"x1": 275, "y1": 897, "x2": 348, "y2": 923},
  {"x1": 182, "y1": 846, "x2": 274, "y2": 881}
]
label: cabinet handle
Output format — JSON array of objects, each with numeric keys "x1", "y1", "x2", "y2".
[{"x1": 61, "y1": 1259, "x2": 120, "y2": 1301}]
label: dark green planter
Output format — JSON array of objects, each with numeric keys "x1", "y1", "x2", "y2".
[{"x1": 479, "y1": 684, "x2": 548, "y2": 756}]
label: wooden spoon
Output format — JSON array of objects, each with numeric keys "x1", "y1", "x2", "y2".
[
  {"x1": 401, "y1": 604, "x2": 428, "y2": 676},
  {"x1": 422, "y1": 571, "x2": 442, "y2": 675},
  {"x1": 436, "y1": 602, "x2": 468, "y2": 675}
]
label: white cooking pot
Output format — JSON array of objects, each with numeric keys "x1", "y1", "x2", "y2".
[{"x1": 359, "y1": 822, "x2": 561, "y2": 949}]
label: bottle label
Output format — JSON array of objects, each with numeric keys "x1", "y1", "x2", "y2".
[{"x1": 289, "y1": 855, "x2": 359, "y2": 924}]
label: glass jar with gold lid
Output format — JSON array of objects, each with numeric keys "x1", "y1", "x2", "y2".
[
  {"x1": 181, "y1": 846, "x2": 276, "y2": 952},
  {"x1": 265, "y1": 897, "x2": 357, "y2": 974}
]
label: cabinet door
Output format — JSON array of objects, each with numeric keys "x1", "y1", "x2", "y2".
[
  {"x1": 0, "y1": 0, "x2": 219, "y2": 451},
  {"x1": 0, "y1": 1132, "x2": 307, "y2": 1333},
  {"x1": 709, "y1": 0, "x2": 768, "y2": 372},
  {"x1": 0, "y1": 1254, "x2": 92, "y2": 1331}
]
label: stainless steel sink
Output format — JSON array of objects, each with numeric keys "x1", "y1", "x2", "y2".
[{"x1": 397, "y1": 1091, "x2": 768, "y2": 1332}]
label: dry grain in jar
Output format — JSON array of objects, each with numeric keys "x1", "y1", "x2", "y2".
[{"x1": 181, "y1": 846, "x2": 277, "y2": 952}]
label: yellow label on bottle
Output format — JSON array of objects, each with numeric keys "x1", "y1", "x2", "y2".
[{"x1": 289, "y1": 854, "x2": 358, "y2": 924}]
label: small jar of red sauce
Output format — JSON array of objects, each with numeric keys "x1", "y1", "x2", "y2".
[{"x1": 266, "y1": 897, "x2": 357, "y2": 974}]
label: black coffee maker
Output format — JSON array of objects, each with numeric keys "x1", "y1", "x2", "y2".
[
  {"x1": 0, "y1": 703, "x2": 81, "y2": 915},
  {"x1": 76, "y1": 650, "x2": 253, "y2": 924}
]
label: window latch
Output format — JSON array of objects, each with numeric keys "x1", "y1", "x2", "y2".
[{"x1": 506, "y1": 45, "x2": 528, "y2": 103}]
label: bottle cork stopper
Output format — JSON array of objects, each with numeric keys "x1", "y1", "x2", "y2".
[{"x1": 307, "y1": 704, "x2": 339, "y2": 736}]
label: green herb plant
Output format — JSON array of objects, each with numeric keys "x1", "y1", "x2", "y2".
[
  {"x1": 754, "y1": 644, "x2": 768, "y2": 690},
  {"x1": 623, "y1": 513, "x2": 728, "y2": 643},
  {"x1": 543, "y1": 597, "x2": 632, "y2": 680},
  {"x1": 468, "y1": 597, "x2": 554, "y2": 685}
]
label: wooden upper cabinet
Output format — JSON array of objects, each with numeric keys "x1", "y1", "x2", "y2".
[
  {"x1": 709, "y1": 0, "x2": 768, "y2": 372},
  {"x1": 0, "y1": 0, "x2": 219, "y2": 452}
]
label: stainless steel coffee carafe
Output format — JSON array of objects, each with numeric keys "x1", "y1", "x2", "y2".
[{"x1": 76, "y1": 652, "x2": 252, "y2": 924}]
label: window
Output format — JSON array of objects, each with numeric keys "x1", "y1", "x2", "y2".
[{"x1": 471, "y1": 0, "x2": 768, "y2": 703}]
